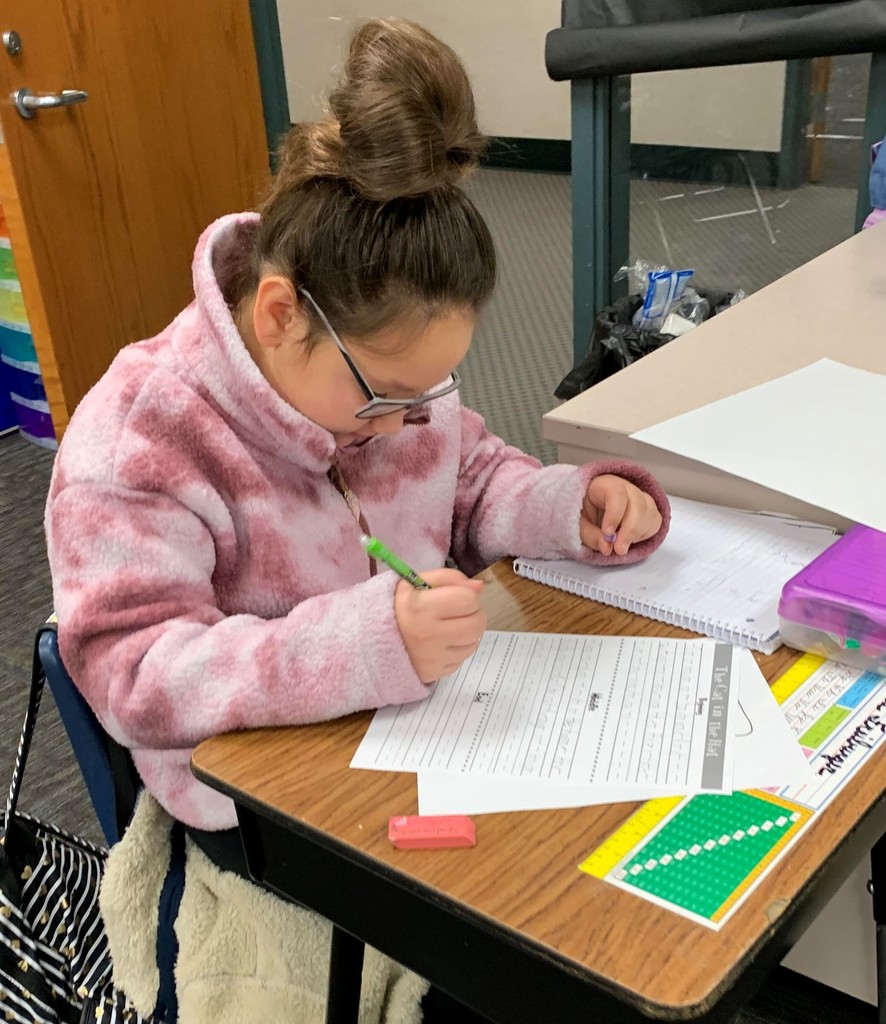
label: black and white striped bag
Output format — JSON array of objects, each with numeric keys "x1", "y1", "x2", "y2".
[{"x1": 0, "y1": 628, "x2": 157, "y2": 1024}]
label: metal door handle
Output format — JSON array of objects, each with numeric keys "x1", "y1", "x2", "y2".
[{"x1": 12, "y1": 87, "x2": 88, "y2": 119}]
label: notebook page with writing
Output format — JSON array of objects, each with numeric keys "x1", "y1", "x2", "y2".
[
  {"x1": 352, "y1": 632, "x2": 739, "y2": 795},
  {"x1": 514, "y1": 496, "x2": 836, "y2": 653}
]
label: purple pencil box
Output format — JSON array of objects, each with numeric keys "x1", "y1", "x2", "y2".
[{"x1": 778, "y1": 525, "x2": 886, "y2": 676}]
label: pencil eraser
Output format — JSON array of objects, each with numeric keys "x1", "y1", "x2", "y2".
[{"x1": 387, "y1": 814, "x2": 476, "y2": 850}]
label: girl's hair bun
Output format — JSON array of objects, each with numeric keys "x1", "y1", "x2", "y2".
[{"x1": 273, "y1": 18, "x2": 484, "y2": 203}]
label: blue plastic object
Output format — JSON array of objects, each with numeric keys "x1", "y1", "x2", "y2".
[
  {"x1": 37, "y1": 627, "x2": 180, "y2": 1019},
  {"x1": 870, "y1": 136, "x2": 886, "y2": 210},
  {"x1": 37, "y1": 629, "x2": 128, "y2": 845},
  {"x1": 0, "y1": 355, "x2": 16, "y2": 434}
]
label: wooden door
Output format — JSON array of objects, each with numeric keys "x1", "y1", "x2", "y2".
[{"x1": 0, "y1": 1, "x2": 272, "y2": 438}]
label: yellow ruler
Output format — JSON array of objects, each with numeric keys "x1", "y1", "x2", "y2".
[
  {"x1": 580, "y1": 795, "x2": 684, "y2": 878},
  {"x1": 769, "y1": 652, "x2": 825, "y2": 705}
]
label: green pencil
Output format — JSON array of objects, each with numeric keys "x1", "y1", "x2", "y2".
[{"x1": 360, "y1": 534, "x2": 432, "y2": 590}]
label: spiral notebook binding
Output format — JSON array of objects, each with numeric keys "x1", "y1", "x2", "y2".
[{"x1": 515, "y1": 559, "x2": 773, "y2": 653}]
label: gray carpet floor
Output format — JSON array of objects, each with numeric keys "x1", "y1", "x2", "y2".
[
  {"x1": 0, "y1": 431, "x2": 101, "y2": 842},
  {"x1": 0, "y1": 160, "x2": 873, "y2": 1020}
]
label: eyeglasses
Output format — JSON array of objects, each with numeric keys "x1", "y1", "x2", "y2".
[{"x1": 299, "y1": 289, "x2": 462, "y2": 420}]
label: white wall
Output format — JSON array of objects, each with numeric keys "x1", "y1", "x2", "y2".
[
  {"x1": 278, "y1": 1, "x2": 786, "y2": 152},
  {"x1": 279, "y1": 0, "x2": 568, "y2": 138},
  {"x1": 783, "y1": 856, "x2": 877, "y2": 1005},
  {"x1": 633, "y1": 64, "x2": 786, "y2": 152}
]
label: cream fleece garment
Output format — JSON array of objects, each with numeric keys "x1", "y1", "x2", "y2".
[{"x1": 101, "y1": 793, "x2": 427, "y2": 1023}]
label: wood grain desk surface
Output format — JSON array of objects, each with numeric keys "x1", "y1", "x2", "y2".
[{"x1": 192, "y1": 560, "x2": 886, "y2": 1017}]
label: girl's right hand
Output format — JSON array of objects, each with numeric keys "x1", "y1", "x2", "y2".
[{"x1": 394, "y1": 568, "x2": 487, "y2": 684}]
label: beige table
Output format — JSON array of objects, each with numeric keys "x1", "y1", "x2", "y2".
[
  {"x1": 545, "y1": 221, "x2": 886, "y2": 531},
  {"x1": 545, "y1": 222, "x2": 886, "y2": 1002}
]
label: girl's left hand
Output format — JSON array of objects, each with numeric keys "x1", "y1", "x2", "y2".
[{"x1": 580, "y1": 474, "x2": 662, "y2": 556}]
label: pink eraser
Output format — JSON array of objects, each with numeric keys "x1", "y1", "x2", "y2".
[{"x1": 387, "y1": 814, "x2": 476, "y2": 850}]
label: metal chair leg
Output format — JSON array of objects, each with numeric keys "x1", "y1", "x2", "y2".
[
  {"x1": 870, "y1": 834, "x2": 886, "y2": 1024},
  {"x1": 326, "y1": 925, "x2": 365, "y2": 1024}
]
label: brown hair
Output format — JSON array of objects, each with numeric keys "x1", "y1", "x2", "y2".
[{"x1": 237, "y1": 18, "x2": 496, "y2": 345}]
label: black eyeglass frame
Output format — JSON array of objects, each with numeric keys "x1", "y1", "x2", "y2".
[{"x1": 299, "y1": 289, "x2": 462, "y2": 420}]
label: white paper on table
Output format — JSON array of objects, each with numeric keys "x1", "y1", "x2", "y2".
[
  {"x1": 630, "y1": 359, "x2": 886, "y2": 533},
  {"x1": 415, "y1": 649, "x2": 813, "y2": 816},
  {"x1": 416, "y1": 774, "x2": 682, "y2": 817},
  {"x1": 351, "y1": 632, "x2": 738, "y2": 794},
  {"x1": 740, "y1": 510, "x2": 836, "y2": 534},
  {"x1": 730, "y1": 649, "x2": 814, "y2": 790}
]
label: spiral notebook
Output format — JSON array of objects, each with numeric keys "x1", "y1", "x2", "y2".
[{"x1": 514, "y1": 496, "x2": 836, "y2": 653}]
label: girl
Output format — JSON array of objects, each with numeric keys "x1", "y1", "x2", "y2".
[{"x1": 45, "y1": 17, "x2": 669, "y2": 1023}]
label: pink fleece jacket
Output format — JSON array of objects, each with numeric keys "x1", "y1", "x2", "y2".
[{"x1": 45, "y1": 213, "x2": 670, "y2": 830}]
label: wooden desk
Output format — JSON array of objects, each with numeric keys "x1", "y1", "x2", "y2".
[
  {"x1": 545, "y1": 221, "x2": 886, "y2": 530},
  {"x1": 192, "y1": 561, "x2": 886, "y2": 1023}
]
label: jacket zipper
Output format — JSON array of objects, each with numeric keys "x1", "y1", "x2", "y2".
[{"x1": 328, "y1": 460, "x2": 376, "y2": 577}]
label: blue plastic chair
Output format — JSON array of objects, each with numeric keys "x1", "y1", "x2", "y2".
[
  {"x1": 37, "y1": 624, "x2": 140, "y2": 846},
  {"x1": 37, "y1": 623, "x2": 182, "y2": 1020}
]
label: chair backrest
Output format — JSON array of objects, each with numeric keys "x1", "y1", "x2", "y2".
[
  {"x1": 36, "y1": 626, "x2": 180, "y2": 1020},
  {"x1": 37, "y1": 627, "x2": 140, "y2": 846}
]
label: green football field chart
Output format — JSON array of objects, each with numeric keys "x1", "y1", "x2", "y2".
[{"x1": 580, "y1": 654, "x2": 886, "y2": 928}]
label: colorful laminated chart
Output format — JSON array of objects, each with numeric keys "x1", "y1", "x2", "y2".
[
  {"x1": 0, "y1": 224, "x2": 56, "y2": 447},
  {"x1": 581, "y1": 654, "x2": 886, "y2": 928}
]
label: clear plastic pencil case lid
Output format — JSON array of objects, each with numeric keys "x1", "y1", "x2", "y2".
[{"x1": 778, "y1": 525, "x2": 886, "y2": 675}]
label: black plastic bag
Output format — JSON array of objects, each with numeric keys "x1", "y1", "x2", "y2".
[
  {"x1": 0, "y1": 624, "x2": 160, "y2": 1024},
  {"x1": 555, "y1": 287, "x2": 735, "y2": 401}
]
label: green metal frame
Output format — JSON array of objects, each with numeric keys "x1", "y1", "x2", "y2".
[
  {"x1": 570, "y1": 77, "x2": 630, "y2": 365},
  {"x1": 856, "y1": 51, "x2": 886, "y2": 231},
  {"x1": 571, "y1": 50, "x2": 886, "y2": 367},
  {"x1": 778, "y1": 60, "x2": 812, "y2": 190},
  {"x1": 248, "y1": 0, "x2": 290, "y2": 167}
]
